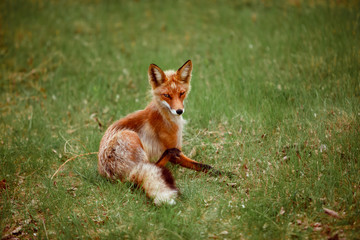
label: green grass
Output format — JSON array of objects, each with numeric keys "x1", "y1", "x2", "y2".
[{"x1": 1, "y1": 0, "x2": 359, "y2": 239}]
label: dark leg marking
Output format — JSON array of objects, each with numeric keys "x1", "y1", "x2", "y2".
[{"x1": 155, "y1": 148, "x2": 181, "y2": 166}]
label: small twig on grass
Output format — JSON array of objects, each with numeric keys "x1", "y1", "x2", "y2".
[
  {"x1": 94, "y1": 117, "x2": 103, "y2": 131},
  {"x1": 42, "y1": 219, "x2": 49, "y2": 240},
  {"x1": 51, "y1": 152, "x2": 98, "y2": 180}
]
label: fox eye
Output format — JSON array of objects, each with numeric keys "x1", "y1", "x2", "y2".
[
  {"x1": 163, "y1": 94, "x2": 171, "y2": 99},
  {"x1": 180, "y1": 92, "x2": 185, "y2": 96}
]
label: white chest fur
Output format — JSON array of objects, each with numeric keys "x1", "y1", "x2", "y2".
[{"x1": 139, "y1": 117, "x2": 185, "y2": 161}]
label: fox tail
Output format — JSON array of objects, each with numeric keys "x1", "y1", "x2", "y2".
[{"x1": 128, "y1": 162, "x2": 178, "y2": 205}]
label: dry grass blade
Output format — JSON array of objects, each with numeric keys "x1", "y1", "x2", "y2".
[{"x1": 50, "y1": 152, "x2": 98, "y2": 179}]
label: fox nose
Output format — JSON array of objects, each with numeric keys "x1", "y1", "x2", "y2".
[{"x1": 176, "y1": 109, "x2": 183, "y2": 115}]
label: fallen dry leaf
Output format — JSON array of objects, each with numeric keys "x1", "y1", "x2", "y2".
[
  {"x1": 0, "y1": 179, "x2": 7, "y2": 190},
  {"x1": 311, "y1": 222, "x2": 322, "y2": 231},
  {"x1": 323, "y1": 207, "x2": 340, "y2": 218},
  {"x1": 220, "y1": 230, "x2": 229, "y2": 235},
  {"x1": 279, "y1": 207, "x2": 285, "y2": 215},
  {"x1": 312, "y1": 222, "x2": 322, "y2": 227}
]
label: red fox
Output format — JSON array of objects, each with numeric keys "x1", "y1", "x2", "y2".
[{"x1": 98, "y1": 60, "x2": 222, "y2": 205}]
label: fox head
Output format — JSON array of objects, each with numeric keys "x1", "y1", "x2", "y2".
[{"x1": 148, "y1": 60, "x2": 192, "y2": 116}]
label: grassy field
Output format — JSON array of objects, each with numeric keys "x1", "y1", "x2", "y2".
[{"x1": 1, "y1": 0, "x2": 360, "y2": 239}]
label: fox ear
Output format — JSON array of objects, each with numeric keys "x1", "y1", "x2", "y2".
[
  {"x1": 177, "y1": 60, "x2": 192, "y2": 83},
  {"x1": 148, "y1": 64, "x2": 166, "y2": 89}
]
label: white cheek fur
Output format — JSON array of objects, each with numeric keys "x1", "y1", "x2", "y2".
[{"x1": 161, "y1": 100, "x2": 178, "y2": 115}]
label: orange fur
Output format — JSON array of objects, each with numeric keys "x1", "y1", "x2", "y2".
[{"x1": 98, "y1": 60, "x2": 222, "y2": 205}]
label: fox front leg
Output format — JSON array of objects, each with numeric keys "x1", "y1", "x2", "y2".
[
  {"x1": 155, "y1": 148, "x2": 182, "y2": 167},
  {"x1": 156, "y1": 148, "x2": 226, "y2": 176}
]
